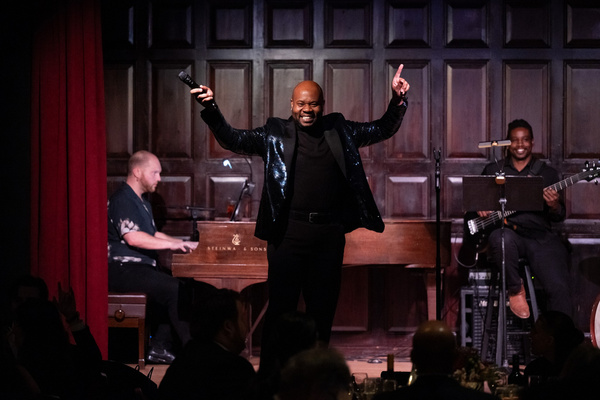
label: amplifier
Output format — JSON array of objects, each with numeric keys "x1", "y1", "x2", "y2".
[{"x1": 460, "y1": 286, "x2": 532, "y2": 364}]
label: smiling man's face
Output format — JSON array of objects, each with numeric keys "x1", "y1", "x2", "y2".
[
  {"x1": 508, "y1": 126, "x2": 534, "y2": 162},
  {"x1": 291, "y1": 81, "x2": 324, "y2": 129}
]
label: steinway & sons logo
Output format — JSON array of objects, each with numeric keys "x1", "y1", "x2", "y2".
[{"x1": 205, "y1": 233, "x2": 266, "y2": 252}]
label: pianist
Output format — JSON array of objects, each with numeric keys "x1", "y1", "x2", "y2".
[
  {"x1": 107, "y1": 150, "x2": 198, "y2": 364},
  {"x1": 190, "y1": 66, "x2": 410, "y2": 376}
]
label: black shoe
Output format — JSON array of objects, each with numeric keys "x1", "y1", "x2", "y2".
[{"x1": 147, "y1": 347, "x2": 176, "y2": 364}]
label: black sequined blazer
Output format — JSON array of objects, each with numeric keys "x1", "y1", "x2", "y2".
[{"x1": 200, "y1": 100, "x2": 408, "y2": 242}]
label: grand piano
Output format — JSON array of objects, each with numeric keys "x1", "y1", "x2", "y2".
[{"x1": 172, "y1": 220, "x2": 451, "y2": 321}]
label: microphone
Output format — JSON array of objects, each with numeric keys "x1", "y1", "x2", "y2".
[
  {"x1": 478, "y1": 139, "x2": 511, "y2": 148},
  {"x1": 178, "y1": 71, "x2": 217, "y2": 109}
]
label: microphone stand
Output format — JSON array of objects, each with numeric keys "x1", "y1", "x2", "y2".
[
  {"x1": 226, "y1": 157, "x2": 255, "y2": 221},
  {"x1": 496, "y1": 171, "x2": 509, "y2": 368},
  {"x1": 434, "y1": 148, "x2": 442, "y2": 320},
  {"x1": 477, "y1": 139, "x2": 511, "y2": 367}
]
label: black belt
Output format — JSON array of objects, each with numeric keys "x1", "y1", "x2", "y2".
[{"x1": 288, "y1": 210, "x2": 340, "y2": 224}]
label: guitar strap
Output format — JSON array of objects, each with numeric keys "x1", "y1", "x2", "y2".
[{"x1": 528, "y1": 158, "x2": 545, "y2": 176}]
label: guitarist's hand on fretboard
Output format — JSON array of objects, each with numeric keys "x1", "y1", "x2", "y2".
[
  {"x1": 543, "y1": 187, "x2": 561, "y2": 212},
  {"x1": 477, "y1": 210, "x2": 492, "y2": 218}
]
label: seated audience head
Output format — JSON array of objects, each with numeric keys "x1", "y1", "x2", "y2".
[
  {"x1": 530, "y1": 310, "x2": 584, "y2": 363},
  {"x1": 9, "y1": 275, "x2": 49, "y2": 308},
  {"x1": 277, "y1": 347, "x2": 351, "y2": 400},
  {"x1": 410, "y1": 320, "x2": 457, "y2": 375},
  {"x1": 190, "y1": 288, "x2": 248, "y2": 354}
]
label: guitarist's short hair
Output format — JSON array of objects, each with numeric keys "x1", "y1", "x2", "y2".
[{"x1": 507, "y1": 118, "x2": 533, "y2": 139}]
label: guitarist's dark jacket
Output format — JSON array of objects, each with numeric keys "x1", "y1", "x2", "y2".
[
  {"x1": 481, "y1": 156, "x2": 566, "y2": 237},
  {"x1": 200, "y1": 100, "x2": 408, "y2": 242}
]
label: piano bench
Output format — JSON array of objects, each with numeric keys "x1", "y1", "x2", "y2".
[{"x1": 108, "y1": 292, "x2": 148, "y2": 368}]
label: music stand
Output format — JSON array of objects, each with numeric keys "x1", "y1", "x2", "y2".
[{"x1": 462, "y1": 175, "x2": 543, "y2": 367}]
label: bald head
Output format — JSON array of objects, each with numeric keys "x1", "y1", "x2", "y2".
[
  {"x1": 411, "y1": 320, "x2": 457, "y2": 374},
  {"x1": 127, "y1": 150, "x2": 162, "y2": 196},
  {"x1": 290, "y1": 81, "x2": 324, "y2": 129},
  {"x1": 128, "y1": 150, "x2": 158, "y2": 176}
]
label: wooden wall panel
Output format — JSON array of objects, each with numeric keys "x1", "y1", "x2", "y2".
[
  {"x1": 385, "y1": 268, "x2": 428, "y2": 332},
  {"x1": 386, "y1": 62, "x2": 429, "y2": 160},
  {"x1": 207, "y1": 62, "x2": 252, "y2": 158},
  {"x1": 445, "y1": 61, "x2": 488, "y2": 159},
  {"x1": 325, "y1": 1, "x2": 372, "y2": 47},
  {"x1": 386, "y1": 176, "x2": 429, "y2": 219},
  {"x1": 505, "y1": 61, "x2": 550, "y2": 158},
  {"x1": 332, "y1": 268, "x2": 369, "y2": 331},
  {"x1": 151, "y1": 63, "x2": 194, "y2": 158},
  {"x1": 566, "y1": 3, "x2": 600, "y2": 48},
  {"x1": 446, "y1": 1, "x2": 488, "y2": 48},
  {"x1": 325, "y1": 62, "x2": 371, "y2": 120},
  {"x1": 265, "y1": 1, "x2": 313, "y2": 47},
  {"x1": 148, "y1": 1, "x2": 194, "y2": 49},
  {"x1": 565, "y1": 62, "x2": 600, "y2": 159},
  {"x1": 566, "y1": 178, "x2": 600, "y2": 220},
  {"x1": 504, "y1": 1, "x2": 550, "y2": 48},
  {"x1": 265, "y1": 62, "x2": 312, "y2": 119},
  {"x1": 386, "y1": 0, "x2": 430, "y2": 48},
  {"x1": 208, "y1": 176, "x2": 250, "y2": 219},
  {"x1": 105, "y1": 64, "x2": 134, "y2": 158},
  {"x1": 208, "y1": 0, "x2": 252, "y2": 48},
  {"x1": 446, "y1": 176, "x2": 465, "y2": 218},
  {"x1": 101, "y1": 0, "x2": 135, "y2": 49},
  {"x1": 152, "y1": 175, "x2": 194, "y2": 223}
]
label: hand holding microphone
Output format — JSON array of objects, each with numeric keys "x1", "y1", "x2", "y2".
[{"x1": 178, "y1": 71, "x2": 217, "y2": 109}]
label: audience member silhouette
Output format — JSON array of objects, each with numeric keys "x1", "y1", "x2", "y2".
[
  {"x1": 524, "y1": 310, "x2": 584, "y2": 382},
  {"x1": 374, "y1": 320, "x2": 497, "y2": 400},
  {"x1": 523, "y1": 342, "x2": 600, "y2": 400},
  {"x1": 7, "y1": 275, "x2": 102, "y2": 362},
  {"x1": 276, "y1": 347, "x2": 351, "y2": 400},
  {"x1": 256, "y1": 311, "x2": 319, "y2": 400},
  {"x1": 9, "y1": 299, "x2": 98, "y2": 399},
  {"x1": 159, "y1": 288, "x2": 257, "y2": 400}
]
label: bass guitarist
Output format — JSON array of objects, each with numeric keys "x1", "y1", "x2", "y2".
[{"x1": 471, "y1": 119, "x2": 572, "y2": 320}]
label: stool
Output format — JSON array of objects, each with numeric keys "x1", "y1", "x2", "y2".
[
  {"x1": 481, "y1": 258, "x2": 538, "y2": 364},
  {"x1": 108, "y1": 292, "x2": 148, "y2": 368}
]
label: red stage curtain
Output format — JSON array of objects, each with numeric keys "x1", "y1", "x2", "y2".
[{"x1": 30, "y1": 0, "x2": 108, "y2": 356}]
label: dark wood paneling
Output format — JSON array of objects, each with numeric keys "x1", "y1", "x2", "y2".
[
  {"x1": 505, "y1": 61, "x2": 550, "y2": 158},
  {"x1": 386, "y1": 62, "x2": 429, "y2": 160},
  {"x1": 265, "y1": 1, "x2": 313, "y2": 48},
  {"x1": 325, "y1": 1, "x2": 372, "y2": 47},
  {"x1": 101, "y1": 0, "x2": 136, "y2": 49},
  {"x1": 386, "y1": 0, "x2": 430, "y2": 48},
  {"x1": 325, "y1": 61, "x2": 372, "y2": 160},
  {"x1": 446, "y1": 176, "x2": 466, "y2": 219},
  {"x1": 505, "y1": 1, "x2": 551, "y2": 48},
  {"x1": 446, "y1": 1, "x2": 488, "y2": 48},
  {"x1": 565, "y1": 62, "x2": 600, "y2": 159},
  {"x1": 385, "y1": 176, "x2": 429, "y2": 219},
  {"x1": 208, "y1": 0, "x2": 253, "y2": 48},
  {"x1": 566, "y1": 177, "x2": 600, "y2": 219},
  {"x1": 208, "y1": 175, "x2": 251, "y2": 219},
  {"x1": 332, "y1": 267, "x2": 369, "y2": 331},
  {"x1": 151, "y1": 63, "x2": 195, "y2": 158},
  {"x1": 565, "y1": 3, "x2": 600, "y2": 48},
  {"x1": 445, "y1": 61, "x2": 489, "y2": 159},
  {"x1": 105, "y1": 64, "x2": 134, "y2": 158},
  {"x1": 207, "y1": 62, "x2": 252, "y2": 159},
  {"x1": 148, "y1": 0, "x2": 194, "y2": 49}
]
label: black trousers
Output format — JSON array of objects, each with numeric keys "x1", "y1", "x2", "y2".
[
  {"x1": 108, "y1": 262, "x2": 191, "y2": 350},
  {"x1": 487, "y1": 228, "x2": 573, "y2": 317},
  {"x1": 258, "y1": 219, "x2": 346, "y2": 374}
]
